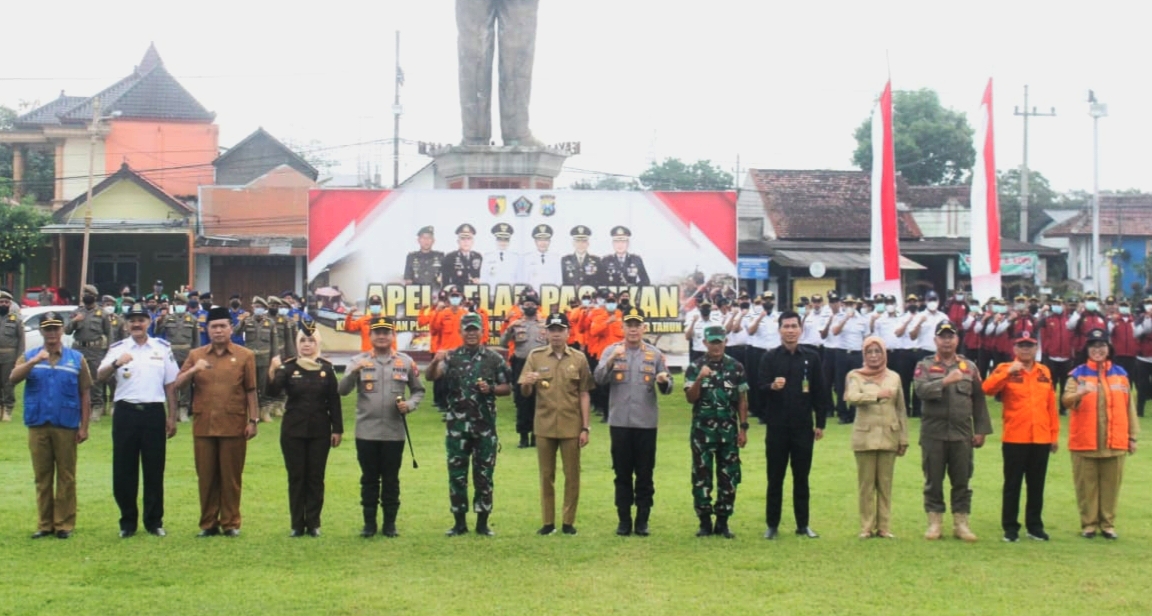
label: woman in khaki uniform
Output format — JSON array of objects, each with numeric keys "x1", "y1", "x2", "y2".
[{"x1": 844, "y1": 336, "x2": 908, "y2": 538}]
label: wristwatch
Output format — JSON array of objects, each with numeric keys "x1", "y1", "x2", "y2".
[
  {"x1": 739, "y1": 422, "x2": 750, "y2": 431},
  {"x1": 581, "y1": 426, "x2": 590, "y2": 434},
  {"x1": 248, "y1": 418, "x2": 259, "y2": 425}
]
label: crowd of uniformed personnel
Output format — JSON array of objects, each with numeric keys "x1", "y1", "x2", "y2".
[{"x1": 0, "y1": 278, "x2": 1141, "y2": 542}]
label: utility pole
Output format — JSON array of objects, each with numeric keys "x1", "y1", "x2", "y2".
[
  {"x1": 1089, "y1": 90, "x2": 1108, "y2": 296},
  {"x1": 1013, "y1": 85, "x2": 1055, "y2": 242},
  {"x1": 392, "y1": 31, "x2": 403, "y2": 188},
  {"x1": 80, "y1": 99, "x2": 101, "y2": 299}
]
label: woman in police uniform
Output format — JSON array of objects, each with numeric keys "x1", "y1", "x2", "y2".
[{"x1": 267, "y1": 321, "x2": 343, "y2": 537}]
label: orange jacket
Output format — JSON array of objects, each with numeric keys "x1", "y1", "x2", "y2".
[
  {"x1": 588, "y1": 307, "x2": 624, "y2": 359},
  {"x1": 982, "y1": 361, "x2": 1059, "y2": 444},
  {"x1": 502, "y1": 305, "x2": 523, "y2": 336},
  {"x1": 417, "y1": 306, "x2": 438, "y2": 352},
  {"x1": 1065, "y1": 361, "x2": 1138, "y2": 451},
  {"x1": 345, "y1": 311, "x2": 398, "y2": 352},
  {"x1": 476, "y1": 307, "x2": 491, "y2": 345},
  {"x1": 566, "y1": 306, "x2": 585, "y2": 346},
  {"x1": 432, "y1": 306, "x2": 466, "y2": 351}
]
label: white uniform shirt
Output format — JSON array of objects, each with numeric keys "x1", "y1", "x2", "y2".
[
  {"x1": 482, "y1": 249, "x2": 521, "y2": 286},
  {"x1": 747, "y1": 309, "x2": 780, "y2": 350},
  {"x1": 520, "y1": 250, "x2": 563, "y2": 289},
  {"x1": 914, "y1": 310, "x2": 949, "y2": 353},
  {"x1": 873, "y1": 313, "x2": 904, "y2": 351},
  {"x1": 98, "y1": 336, "x2": 179, "y2": 404},
  {"x1": 689, "y1": 312, "x2": 723, "y2": 352},
  {"x1": 895, "y1": 312, "x2": 918, "y2": 350},
  {"x1": 824, "y1": 309, "x2": 846, "y2": 350},
  {"x1": 726, "y1": 310, "x2": 750, "y2": 346},
  {"x1": 799, "y1": 309, "x2": 825, "y2": 346},
  {"x1": 838, "y1": 312, "x2": 870, "y2": 352}
]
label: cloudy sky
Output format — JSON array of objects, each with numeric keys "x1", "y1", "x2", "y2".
[{"x1": 2, "y1": 0, "x2": 1146, "y2": 193}]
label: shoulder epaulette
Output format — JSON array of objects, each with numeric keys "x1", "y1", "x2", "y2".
[
  {"x1": 528, "y1": 346, "x2": 550, "y2": 354},
  {"x1": 154, "y1": 338, "x2": 171, "y2": 347},
  {"x1": 108, "y1": 339, "x2": 127, "y2": 350}
]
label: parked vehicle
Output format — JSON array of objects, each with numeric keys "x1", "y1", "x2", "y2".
[
  {"x1": 21, "y1": 306, "x2": 78, "y2": 350},
  {"x1": 22, "y1": 286, "x2": 68, "y2": 308}
]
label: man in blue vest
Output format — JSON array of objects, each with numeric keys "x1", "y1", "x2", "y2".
[{"x1": 9, "y1": 311, "x2": 92, "y2": 539}]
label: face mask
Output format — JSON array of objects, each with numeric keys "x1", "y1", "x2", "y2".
[
  {"x1": 230, "y1": 301, "x2": 241, "y2": 309},
  {"x1": 995, "y1": 305, "x2": 1008, "y2": 314},
  {"x1": 277, "y1": 307, "x2": 287, "y2": 316},
  {"x1": 188, "y1": 302, "x2": 199, "y2": 311},
  {"x1": 0, "y1": 305, "x2": 8, "y2": 316},
  {"x1": 83, "y1": 295, "x2": 96, "y2": 305},
  {"x1": 1051, "y1": 305, "x2": 1064, "y2": 315},
  {"x1": 620, "y1": 299, "x2": 631, "y2": 308},
  {"x1": 1085, "y1": 301, "x2": 1098, "y2": 312},
  {"x1": 875, "y1": 304, "x2": 885, "y2": 313},
  {"x1": 699, "y1": 308, "x2": 711, "y2": 318},
  {"x1": 449, "y1": 296, "x2": 462, "y2": 307},
  {"x1": 955, "y1": 294, "x2": 964, "y2": 301},
  {"x1": 606, "y1": 302, "x2": 617, "y2": 312},
  {"x1": 582, "y1": 299, "x2": 591, "y2": 307},
  {"x1": 969, "y1": 303, "x2": 980, "y2": 311},
  {"x1": 523, "y1": 307, "x2": 538, "y2": 317},
  {"x1": 764, "y1": 303, "x2": 774, "y2": 313},
  {"x1": 369, "y1": 304, "x2": 382, "y2": 315},
  {"x1": 926, "y1": 301, "x2": 939, "y2": 311},
  {"x1": 1145, "y1": 304, "x2": 1152, "y2": 313},
  {"x1": 1014, "y1": 303, "x2": 1026, "y2": 311},
  {"x1": 797, "y1": 306, "x2": 807, "y2": 317},
  {"x1": 739, "y1": 302, "x2": 750, "y2": 310},
  {"x1": 1120, "y1": 307, "x2": 1131, "y2": 315},
  {"x1": 887, "y1": 304, "x2": 897, "y2": 314},
  {"x1": 596, "y1": 298, "x2": 606, "y2": 306},
  {"x1": 861, "y1": 306, "x2": 872, "y2": 315},
  {"x1": 254, "y1": 307, "x2": 267, "y2": 317},
  {"x1": 174, "y1": 305, "x2": 187, "y2": 314}
]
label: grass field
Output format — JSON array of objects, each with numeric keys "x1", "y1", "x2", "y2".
[{"x1": 1, "y1": 376, "x2": 1150, "y2": 616}]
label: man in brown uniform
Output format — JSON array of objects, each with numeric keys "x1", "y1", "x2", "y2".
[
  {"x1": 65, "y1": 284, "x2": 111, "y2": 421},
  {"x1": 240, "y1": 296, "x2": 279, "y2": 423},
  {"x1": 913, "y1": 321, "x2": 993, "y2": 542},
  {"x1": 0, "y1": 290, "x2": 25, "y2": 421},
  {"x1": 175, "y1": 306, "x2": 259, "y2": 537},
  {"x1": 519, "y1": 312, "x2": 595, "y2": 535}
]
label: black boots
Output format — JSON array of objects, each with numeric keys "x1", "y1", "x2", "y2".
[
  {"x1": 475, "y1": 512, "x2": 494, "y2": 536},
  {"x1": 518, "y1": 433, "x2": 529, "y2": 448},
  {"x1": 634, "y1": 507, "x2": 651, "y2": 537},
  {"x1": 616, "y1": 507, "x2": 633, "y2": 536},
  {"x1": 360, "y1": 508, "x2": 377, "y2": 538},
  {"x1": 714, "y1": 515, "x2": 734, "y2": 539},
  {"x1": 382, "y1": 508, "x2": 399, "y2": 538},
  {"x1": 696, "y1": 514, "x2": 713, "y2": 537},
  {"x1": 446, "y1": 512, "x2": 469, "y2": 536}
]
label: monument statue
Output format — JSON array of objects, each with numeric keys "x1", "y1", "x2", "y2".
[{"x1": 457, "y1": 0, "x2": 542, "y2": 147}]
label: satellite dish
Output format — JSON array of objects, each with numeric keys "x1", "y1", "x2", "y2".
[{"x1": 809, "y1": 261, "x2": 826, "y2": 278}]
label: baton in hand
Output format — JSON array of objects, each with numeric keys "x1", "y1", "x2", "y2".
[{"x1": 398, "y1": 396, "x2": 419, "y2": 469}]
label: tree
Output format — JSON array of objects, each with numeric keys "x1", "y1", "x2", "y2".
[
  {"x1": 570, "y1": 175, "x2": 640, "y2": 190},
  {"x1": 639, "y1": 158, "x2": 733, "y2": 190},
  {"x1": 0, "y1": 200, "x2": 51, "y2": 275},
  {"x1": 997, "y1": 169, "x2": 1089, "y2": 240},
  {"x1": 852, "y1": 89, "x2": 975, "y2": 186},
  {"x1": 0, "y1": 105, "x2": 57, "y2": 203}
]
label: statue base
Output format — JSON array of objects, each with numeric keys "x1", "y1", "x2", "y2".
[{"x1": 420, "y1": 143, "x2": 580, "y2": 190}]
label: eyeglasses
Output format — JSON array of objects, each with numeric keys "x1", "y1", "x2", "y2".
[{"x1": 864, "y1": 348, "x2": 884, "y2": 356}]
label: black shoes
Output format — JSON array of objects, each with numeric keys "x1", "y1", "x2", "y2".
[
  {"x1": 290, "y1": 529, "x2": 305, "y2": 538},
  {"x1": 475, "y1": 512, "x2": 494, "y2": 536},
  {"x1": 763, "y1": 527, "x2": 779, "y2": 540},
  {"x1": 147, "y1": 528, "x2": 166, "y2": 537},
  {"x1": 537, "y1": 524, "x2": 557, "y2": 536},
  {"x1": 562, "y1": 524, "x2": 578, "y2": 535},
  {"x1": 381, "y1": 525, "x2": 399, "y2": 538},
  {"x1": 1101, "y1": 530, "x2": 1119, "y2": 540},
  {"x1": 223, "y1": 529, "x2": 240, "y2": 538},
  {"x1": 197, "y1": 526, "x2": 221, "y2": 538},
  {"x1": 1003, "y1": 529, "x2": 1019, "y2": 543},
  {"x1": 616, "y1": 507, "x2": 633, "y2": 536},
  {"x1": 446, "y1": 512, "x2": 469, "y2": 536},
  {"x1": 1080, "y1": 530, "x2": 1097, "y2": 539},
  {"x1": 518, "y1": 434, "x2": 529, "y2": 449},
  {"x1": 55, "y1": 530, "x2": 72, "y2": 539},
  {"x1": 1026, "y1": 529, "x2": 1049, "y2": 541},
  {"x1": 30, "y1": 530, "x2": 53, "y2": 539},
  {"x1": 796, "y1": 527, "x2": 819, "y2": 538},
  {"x1": 696, "y1": 515, "x2": 713, "y2": 537},
  {"x1": 119, "y1": 529, "x2": 136, "y2": 539},
  {"x1": 307, "y1": 528, "x2": 321, "y2": 538},
  {"x1": 713, "y1": 516, "x2": 734, "y2": 539},
  {"x1": 360, "y1": 526, "x2": 377, "y2": 538}
]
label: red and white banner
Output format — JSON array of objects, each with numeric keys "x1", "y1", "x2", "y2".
[
  {"x1": 307, "y1": 189, "x2": 737, "y2": 354},
  {"x1": 969, "y1": 78, "x2": 1001, "y2": 302},
  {"x1": 870, "y1": 80, "x2": 902, "y2": 301}
]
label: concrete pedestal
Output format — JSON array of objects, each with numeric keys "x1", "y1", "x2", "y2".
[{"x1": 422, "y1": 144, "x2": 577, "y2": 190}]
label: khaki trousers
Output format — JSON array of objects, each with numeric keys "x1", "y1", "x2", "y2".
[
  {"x1": 1071, "y1": 452, "x2": 1125, "y2": 533},
  {"x1": 194, "y1": 436, "x2": 248, "y2": 531},
  {"x1": 28, "y1": 426, "x2": 78, "y2": 532},
  {"x1": 856, "y1": 450, "x2": 897, "y2": 534},
  {"x1": 537, "y1": 436, "x2": 580, "y2": 526}
]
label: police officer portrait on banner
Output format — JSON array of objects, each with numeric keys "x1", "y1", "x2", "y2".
[
  {"x1": 602, "y1": 226, "x2": 649, "y2": 286},
  {"x1": 443, "y1": 224, "x2": 483, "y2": 290},
  {"x1": 405, "y1": 225, "x2": 444, "y2": 287},
  {"x1": 561, "y1": 225, "x2": 602, "y2": 287}
]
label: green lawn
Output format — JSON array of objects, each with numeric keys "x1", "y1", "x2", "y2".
[{"x1": 1, "y1": 377, "x2": 1150, "y2": 615}]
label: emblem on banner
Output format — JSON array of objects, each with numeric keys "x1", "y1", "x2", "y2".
[
  {"x1": 513, "y1": 196, "x2": 533, "y2": 217},
  {"x1": 541, "y1": 194, "x2": 556, "y2": 216},
  {"x1": 488, "y1": 195, "x2": 507, "y2": 216}
]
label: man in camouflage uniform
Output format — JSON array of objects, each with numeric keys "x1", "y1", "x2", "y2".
[
  {"x1": 65, "y1": 284, "x2": 112, "y2": 421},
  {"x1": 155, "y1": 292, "x2": 201, "y2": 421},
  {"x1": 684, "y1": 325, "x2": 749, "y2": 538},
  {"x1": 429, "y1": 312, "x2": 512, "y2": 536},
  {"x1": 240, "y1": 296, "x2": 279, "y2": 423},
  {"x1": 404, "y1": 225, "x2": 444, "y2": 287},
  {"x1": 267, "y1": 296, "x2": 298, "y2": 418},
  {"x1": 0, "y1": 290, "x2": 25, "y2": 421},
  {"x1": 500, "y1": 290, "x2": 548, "y2": 448}
]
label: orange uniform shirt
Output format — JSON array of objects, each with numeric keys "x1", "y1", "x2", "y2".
[
  {"x1": 982, "y1": 361, "x2": 1059, "y2": 444},
  {"x1": 345, "y1": 311, "x2": 398, "y2": 352}
]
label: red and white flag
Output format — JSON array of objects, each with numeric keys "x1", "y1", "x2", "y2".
[
  {"x1": 870, "y1": 80, "x2": 902, "y2": 301},
  {"x1": 969, "y1": 78, "x2": 1001, "y2": 302}
]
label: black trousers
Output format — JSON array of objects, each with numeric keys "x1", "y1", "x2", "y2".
[
  {"x1": 112, "y1": 401, "x2": 167, "y2": 532},
  {"x1": 610, "y1": 427, "x2": 657, "y2": 508},
  {"x1": 821, "y1": 347, "x2": 837, "y2": 416},
  {"x1": 765, "y1": 425, "x2": 815, "y2": 530},
  {"x1": 1001, "y1": 443, "x2": 1052, "y2": 533},
  {"x1": 909, "y1": 350, "x2": 932, "y2": 416},
  {"x1": 356, "y1": 439, "x2": 404, "y2": 516},
  {"x1": 1135, "y1": 360, "x2": 1152, "y2": 417},
  {"x1": 433, "y1": 377, "x2": 448, "y2": 409},
  {"x1": 743, "y1": 347, "x2": 766, "y2": 421},
  {"x1": 1114, "y1": 356, "x2": 1136, "y2": 389},
  {"x1": 281, "y1": 435, "x2": 332, "y2": 532},
  {"x1": 836, "y1": 350, "x2": 862, "y2": 422},
  {"x1": 510, "y1": 356, "x2": 537, "y2": 435},
  {"x1": 689, "y1": 349, "x2": 704, "y2": 364},
  {"x1": 891, "y1": 349, "x2": 916, "y2": 416},
  {"x1": 1043, "y1": 357, "x2": 1072, "y2": 413},
  {"x1": 976, "y1": 346, "x2": 993, "y2": 380}
]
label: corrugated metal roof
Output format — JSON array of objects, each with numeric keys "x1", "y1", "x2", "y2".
[{"x1": 771, "y1": 250, "x2": 925, "y2": 270}]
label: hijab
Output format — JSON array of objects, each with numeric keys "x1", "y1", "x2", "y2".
[
  {"x1": 296, "y1": 328, "x2": 323, "y2": 372},
  {"x1": 856, "y1": 336, "x2": 888, "y2": 380}
]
